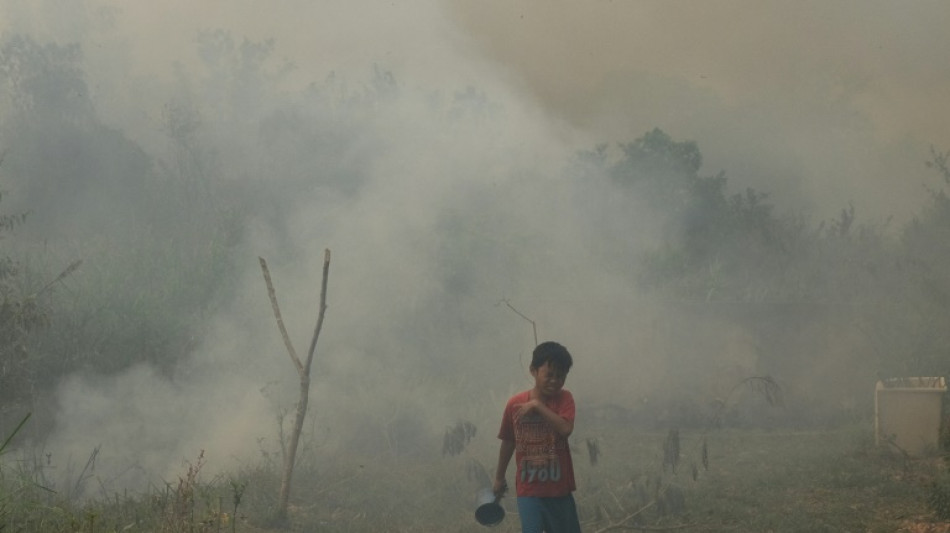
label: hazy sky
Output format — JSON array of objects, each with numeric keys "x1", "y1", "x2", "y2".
[
  {"x1": 9, "y1": 0, "x2": 945, "y2": 220},
  {"x1": 453, "y1": 1, "x2": 949, "y2": 141}
]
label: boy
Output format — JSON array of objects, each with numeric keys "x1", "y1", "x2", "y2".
[{"x1": 493, "y1": 341, "x2": 581, "y2": 533}]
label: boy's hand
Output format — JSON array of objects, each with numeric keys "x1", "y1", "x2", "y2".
[
  {"x1": 492, "y1": 478, "x2": 508, "y2": 498},
  {"x1": 515, "y1": 398, "x2": 574, "y2": 437},
  {"x1": 515, "y1": 399, "x2": 541, "y2": 418}
]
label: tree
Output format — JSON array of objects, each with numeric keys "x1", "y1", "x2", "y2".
[
  {"x1": 259, "y1": 250, "x2": 331, "y2": 524},
  {"x1": 888, "y1": 148, "x2": 950, "y2": 374},
  {"x1": 0, "y1": 178, "x2": 81, "y2": 408},
  {"x1": 607, "y1": 128, "x2": 778, "y2": 298},
  {"x1": 0, "y1": 187, "x2": 38, "y2": 406}
]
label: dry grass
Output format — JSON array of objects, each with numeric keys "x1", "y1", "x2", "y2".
[{"x1": 2, "y1": 420, "x2": 946, "y2": 532}]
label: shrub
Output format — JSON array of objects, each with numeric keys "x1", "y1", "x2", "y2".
[{"x1": 929, "y1": 470, "x2": 950, "y2": 519}]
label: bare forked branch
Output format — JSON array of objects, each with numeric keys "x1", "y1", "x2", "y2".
[{"x1": 258, "y1": 249, "x2": 332, "y2": 524}]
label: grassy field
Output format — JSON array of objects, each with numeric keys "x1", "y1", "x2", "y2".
[
  {"x1": 572, "y1": 422, "x2": 942, "y2": 533},
  {"x1": 591, "y1": 427, "x2": 937, "y2": 533},
  {"x1": 1, "y1": 420, "x2": 946, "y2": 532}
]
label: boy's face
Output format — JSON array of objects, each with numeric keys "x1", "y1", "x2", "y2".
[{"x1": 530, "y1": 361, "x2": 567, "y2": 399}]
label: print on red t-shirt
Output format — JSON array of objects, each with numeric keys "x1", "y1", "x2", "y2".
[{"x1": 498, "y1": 389, "x2": 576, "y2": 497}]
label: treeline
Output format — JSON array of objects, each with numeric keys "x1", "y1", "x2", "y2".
[{"x1": 585, "y1": 129, "x2": 950, "y2": 424}]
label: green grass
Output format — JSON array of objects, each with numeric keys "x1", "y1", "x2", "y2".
[{"x1": 0, "y1": 421, "x2": 944, "y2": 532}]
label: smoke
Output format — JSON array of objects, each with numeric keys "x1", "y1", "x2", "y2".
[
  {"x1": 449, "y1": 0, "x2": 950, "y2": 222},
  {"x1": 0, "y1": 0, "x2": 945, "y2": 497}
]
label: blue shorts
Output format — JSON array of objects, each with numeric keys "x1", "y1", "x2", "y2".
[{"x1": 516, "y1": 494, "x2": 581, "y2": 533}]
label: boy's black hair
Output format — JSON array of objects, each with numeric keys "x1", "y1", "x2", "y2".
[{"x1": 530, "y1": 341, "x2": 573, "y2": 374}]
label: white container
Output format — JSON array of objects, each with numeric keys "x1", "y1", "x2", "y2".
[{"x1": 875, "y1": 377, "x2": 947, "y2": 456}]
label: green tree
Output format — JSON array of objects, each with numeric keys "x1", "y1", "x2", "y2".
[
  {"x1": 0, "y1": 187, "x2": 45, "y2": 406},
  {"x1": 607, "y1": 128, "x2": 779, "y2": 299},
  {"x1": 889, "y1": 149, "x2": 950, "y2": 374},
  {"x1": 0, "y1": 34, "x2": 245, "y2": 401}
]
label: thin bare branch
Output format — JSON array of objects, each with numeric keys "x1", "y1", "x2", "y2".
[
  {"x1": 0, "y1": 412, "x2": 31, "y2": 454},
  {"x1": 259, "y1": 257, "x2": 303, "y2": 375},
  {"x1": 303, "y1": 249, "x2": 331, "y2": 375},
  {"x1": 595, "y1": 522, "x2": 703, "y2": 532},
  {"x1": 499, "y1": 298, "x2": 538, "y2": 346},
  {"x1": 590, "y1": 501, "x2": 655, "y2": 533},
  {"x1": 32, "y1": 259, "x2": 83, "y2": 298}
]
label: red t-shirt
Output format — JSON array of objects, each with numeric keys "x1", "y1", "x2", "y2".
[{"x1": 497, "y1": 389, "x2": 576, "y2": 497}]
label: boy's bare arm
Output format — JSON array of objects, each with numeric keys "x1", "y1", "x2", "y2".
[
  {"x1": 518, "y1": 400, "x2": 574, "y2": 437},
  {"x1": 493, "y1": 439, "x2": 515, "y2": 495}
]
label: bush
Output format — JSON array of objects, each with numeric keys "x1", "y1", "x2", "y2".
[{"x1": 929, "y1": 470, "x2": 950, "y2": 519}]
